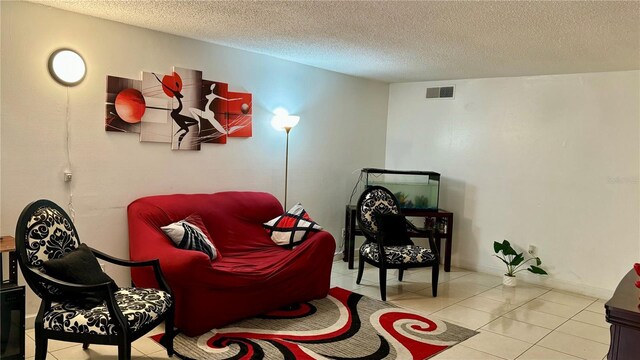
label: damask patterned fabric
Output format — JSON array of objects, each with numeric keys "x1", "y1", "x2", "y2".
[
  {"x1": 24, "y1": 205, "x2": 80, "y2": 267},
  {"x1": 360, "y1": 243, "x2": 436, "y2": 265},
  {"x1": 358, "y1": 188, "x2": 400, "y2": 235},
  {"x1": 42, "y1": 288, "x2": 172, "y2": 335}
]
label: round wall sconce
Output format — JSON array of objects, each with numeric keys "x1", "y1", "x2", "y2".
[{"x1": 48, "y1": 48, "x2": 86, "y2": 86}]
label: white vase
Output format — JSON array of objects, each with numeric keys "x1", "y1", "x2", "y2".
[{"x1": 503, "y1": 275, "x2": 517, "y2": 287}]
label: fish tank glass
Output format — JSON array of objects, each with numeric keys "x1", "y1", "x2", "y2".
[{"x1": 361, "y1": 168, "x2": 440, "y2": 211}]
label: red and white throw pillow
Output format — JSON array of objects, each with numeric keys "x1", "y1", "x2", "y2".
[{"x1": 264, "y1": 203, "x2": 323, "y2": 247}]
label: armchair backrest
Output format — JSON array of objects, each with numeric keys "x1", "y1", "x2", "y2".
[
  {"x1": 15, "y1": 199, "x2": 80, "y2": 298},
  {"x1": 356, "y1": 186, "x2": 401, "y2": 240}
]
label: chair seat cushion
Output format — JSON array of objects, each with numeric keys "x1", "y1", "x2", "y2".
[
  {"x1": 43, "y1": 287, "x2": 172, "y2": 335},
  {"x1": 360, "y1": 243, "x2": 436, "y2": 265}
]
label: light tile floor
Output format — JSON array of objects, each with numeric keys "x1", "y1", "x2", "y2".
[
  {"x1": 24, "y1": 259, "x2": 611, "y2": 360},
  {"x1": 331, "y1": 260, "x2": 610, "y2": 360}
]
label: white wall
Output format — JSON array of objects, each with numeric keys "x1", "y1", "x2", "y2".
[
  {"x1": 1, "y1": 1, "x2": 389, "y2": 318},
  {"x1": 386, "y1": 71, "x2": 639, "y2": 298}
]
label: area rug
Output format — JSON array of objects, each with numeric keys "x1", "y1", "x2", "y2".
[{"x1": 152, "y1": 287, "x2": 477, "y2": 359}]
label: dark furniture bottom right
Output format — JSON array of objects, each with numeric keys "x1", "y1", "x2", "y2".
[{"x1": 605, "y1": 269, "x2": 640, "y2": 360}]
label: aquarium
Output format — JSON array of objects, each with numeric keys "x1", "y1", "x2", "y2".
[{"x1": 362, "y1": 168, "x2": 440, "y2": 211}]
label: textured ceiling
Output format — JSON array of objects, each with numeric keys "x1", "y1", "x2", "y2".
[{"x1": 30, "y1": 0, "x2": 640, "y2": 83}]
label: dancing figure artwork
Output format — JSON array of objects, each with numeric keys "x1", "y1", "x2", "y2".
[
  {"x1": 153, "y1": 72, "x2": 199, "y2": 149},
  {"x1": 105, "y1": 66, "x2": 252, "y2": 151}
]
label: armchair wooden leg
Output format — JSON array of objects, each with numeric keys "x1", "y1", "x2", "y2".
[
  {"x1": 398, "y1": 269, "x2": 404, "y2": 282},
  {"x1": 117, "y1": 341, "x2": 131, "y2": 360},
  {"x1": 163, "y1": 306, "x2": 175, "y2": 357},
  {"x1": 82, "y1": 342, "x2": 90, "y2": 349},
  {"x1": 34, "y1": 327, "x2": 47, "y2": 360},
  {"x1": 379, "y1": 268, "x2": 387, "y2": 301},
  {"x1": 432, "y1": 264, "x2": 439, "y2": 297},
  {"x1": 356, "y1": 256, "x2": 365, "y2": 284}
]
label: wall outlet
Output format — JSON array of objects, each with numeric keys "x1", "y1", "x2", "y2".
[
  {"x1": 341, "y1": 228, "x2": 346, "y2": 240},
  {"x1": 64, "y1": 171, "x2": 73, "y2": 182},
  {"x1": 528, "y1": 244, "x2": 537, "y2": 256}
]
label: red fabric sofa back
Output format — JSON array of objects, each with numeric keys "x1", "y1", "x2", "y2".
[{"x1": 130, "y1": 191, "x2": 283, "y2": 256}]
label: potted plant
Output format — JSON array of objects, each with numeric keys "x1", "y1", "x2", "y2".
[{"x1": 493, "y1": 240, "x2": 547, "y2": 286}]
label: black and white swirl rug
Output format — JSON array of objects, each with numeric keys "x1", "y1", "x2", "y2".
[{"x1": 152, "y1": 287, "x2": 477, "y2": 359}]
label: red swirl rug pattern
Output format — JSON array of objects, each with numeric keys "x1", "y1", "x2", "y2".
[{"x1": 152, "y1": 287, "x2": 477, "y2": 359}]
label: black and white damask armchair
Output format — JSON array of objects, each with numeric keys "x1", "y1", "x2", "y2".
[
  {"x1": 355, "y1": 186, "x2": 439, "y2": 301},
  {"x1": 14, "y1": 199, "x2": 175, "y2": 360}
]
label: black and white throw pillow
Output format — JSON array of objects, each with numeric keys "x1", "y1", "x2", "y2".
[
  {"x1": 264, "y1": 203, "x2": 323, "y2": 248},
  {"x1": 161, "y1": 214, "x2": 220, "y2": 261}
]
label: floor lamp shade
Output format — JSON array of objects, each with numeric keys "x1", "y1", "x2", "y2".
[
  {"x1": 272, "y1": 109, "x2": 300, "y2": 209},
  {"x1": 271, "y1": 108, "x2": 300, "y2": 131}
]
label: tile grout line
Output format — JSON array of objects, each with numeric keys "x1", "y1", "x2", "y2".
[
  {"x1": 550, "y1": 299, "x2": 611, "y2": 345},
  {"x1": 473, "y1": 286, "x2": 553, "y2": 359},
  {"x1": 537, "y1": 294, "x2": 599, "y2": 308},
  {"x1": 533, "y1": 343, "x2": 589, "y2": 360},
  {"x1": 517, "y1": 294, "x2": 598, "y2": 360},
  {"x1": 433, "y1": 281, "x2": 546, "y2": 331},
  {"x1": 439, "y1": 283, "x2": 549, "y2": 359},
  {"x1": 510, "y1": 290, "x2": 578, "y2": 360},
  {"x1": 458, "y1": 344, "x2": 511, "y2": 360}
]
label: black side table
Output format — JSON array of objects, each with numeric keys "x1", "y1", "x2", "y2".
[
  {"x1": 605, "y1": 269, "x2": 640, "y2": 360},
  {"x1": 1, "y1": 236, "x2": 25, "y2": 360}
]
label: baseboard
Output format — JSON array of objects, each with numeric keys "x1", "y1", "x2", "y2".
[{"x1": 454, "y1": 259, "x2": 614, "y2": 300}]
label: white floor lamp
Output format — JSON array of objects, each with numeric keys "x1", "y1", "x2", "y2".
[{"x1": 272, "y1": 109, "x2": 300, "y2": 209}]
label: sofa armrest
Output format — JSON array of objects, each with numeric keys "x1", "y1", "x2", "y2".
[
  {"x1": 295, "y1": 230, "x2": 336, "y2": 255},
  {"x1": 130, "y1": 228, "x2": 214, "y2": 284},
  {"x1": 128, "y1": 201, "x2": 215, "y2": 287},
  {"x1": 149, "y1": 244, "x2": 212, "y2": 280}
]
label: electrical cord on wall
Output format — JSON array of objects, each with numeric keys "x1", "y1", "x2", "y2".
[
  {"x1": 65, "y1": 87, "x2": 76, "y2": 221},
  {"x1": 348, "y1": 169, "x2": 364, "y2": 205},
  {"x1": 341, "y1": 168, "x2": 366, "y2": 254}
]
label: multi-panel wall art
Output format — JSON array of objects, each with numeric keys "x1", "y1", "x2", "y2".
[{"x1": 105, "y1": 67, "x2": 252, "y2": 150}]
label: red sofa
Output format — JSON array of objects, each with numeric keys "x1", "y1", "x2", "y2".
[{"x1": 127, "y1": 191, "x2": 335, "y2": 336}]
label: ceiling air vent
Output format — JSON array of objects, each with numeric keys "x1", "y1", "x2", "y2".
[{"x1": 426, "y1": 86, "x2": 455, "y2": 99}]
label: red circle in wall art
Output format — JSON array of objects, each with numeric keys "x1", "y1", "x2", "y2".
[
  {"x1": 115, "y1": 88, "x2": 146, "y2": 123},
  {"x1": 161, "y1": 72, "x2": 183, "y2": 97}
]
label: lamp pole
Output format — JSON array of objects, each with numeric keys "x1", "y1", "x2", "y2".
[
  {"x1": 284, "y1": 126, "x2": 292, "y2": 209},
  {"x1": 271, "y1": 109, "x2": 299, "y2": 210}
]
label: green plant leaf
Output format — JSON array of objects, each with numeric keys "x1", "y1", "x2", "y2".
[
  {"x1": 501, "y1": 241, "x2": 518, "y2": 256},
  {"x1": 493, "y1": 241, "x2": 504, "y2": 254},
  {"x1": 528, "y1": 266, "x2": 548, "y2": 275},
  {"x1": 536, "y1": 257, "x2": 542, "y2": 266},
  {"x1": 511, "y1": 253, "x2": 525, "y2": 266}
]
